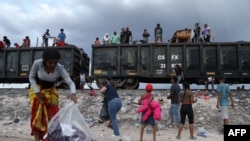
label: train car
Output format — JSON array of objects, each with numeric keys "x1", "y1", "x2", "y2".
[
  {"x1": 0, "y1": 46, "x2": 90, "y2": 88},
  {"x1": 91, "y1": 42, "x2": 250, "y2": 89}
]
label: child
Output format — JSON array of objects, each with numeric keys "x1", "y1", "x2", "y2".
[{"x1": 137, "y1": 83, "x2": 157, "y2": 141}]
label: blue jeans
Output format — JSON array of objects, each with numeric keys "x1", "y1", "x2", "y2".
[
  {"x1": 177, "y1": 75, "x2": 182, "y2": 84},
  {"x1": 169, "y1": 103, "x2": 180, "y2": 125},
  {"x1": 108, "y1": 98, "x2": 122, "y2": 136}
]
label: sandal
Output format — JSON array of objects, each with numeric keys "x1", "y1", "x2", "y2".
[
  {"x1": 190, "y1": 136, "x2": 197, "y2": 140},
  {"x1": 176, "y1": 136, "x2": 181, "y2": 139},
  {"x1": 107, "y1": 124, "x2": 113, "y2": 129}
]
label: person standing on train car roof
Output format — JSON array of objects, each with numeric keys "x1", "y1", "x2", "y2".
[
  {"x1": 201, "y1": 23, "x2": 211, "y2": 43},
  {"x1": 3, "y1": 36, "x2": 11, "y2": 48},
  {"x1": 124, "y1": 27, "x2": 133, "y2": 44},
  {"x1": 192, "y1": 23, "x2": 201, "y2": 43},
  {"x1": 120, "y1": 28, "x2": 126, "y2": 44},
  {"x1": 154, "y1": 23, "x2": 163, "y2": 43},
  {"x1": 142, "y1": 29, "x2": 150, "y2": 43},
  {"x1": 110, "y1": 31, "x2": 120, "y2": 44},
  {"x1": 57, "y1": 28, "x2": 66, "y2": 46},
  {"x1": 42, "y1": 29, "x2": 51, "y2": 47},
  {"x1": 103, "y1": 33, "x2": 110, "y2": 44}
]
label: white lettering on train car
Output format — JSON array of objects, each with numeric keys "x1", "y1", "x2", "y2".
[
  {"x1": 158, "y1": 55, "x2": 165, "y2": 60},
  {"x1": 171, "y1": 63, "x2": 182, "y2": 68},
  {"x1": 171, "y1": 55, "x2": 179, "y2": 60},
  {"x1": 160, "y1": 64, "x2": 166, "y2": 68}
]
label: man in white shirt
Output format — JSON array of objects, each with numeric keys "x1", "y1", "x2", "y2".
[{"x1": 80, "y1": 72, "x2": 86, "y2": 92}]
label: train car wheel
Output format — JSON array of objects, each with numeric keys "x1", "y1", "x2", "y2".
[{"x1": 125, "y1": 78, "x2": 139, "y2": 89}]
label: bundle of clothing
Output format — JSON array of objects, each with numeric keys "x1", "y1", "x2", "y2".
[{"x1": 137, "y1": 96, "x2": 162, "y2": 121}]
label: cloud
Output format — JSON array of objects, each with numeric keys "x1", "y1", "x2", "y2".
[{"x1": 0, "y1": 0, "x2": 249, "y2": 56}]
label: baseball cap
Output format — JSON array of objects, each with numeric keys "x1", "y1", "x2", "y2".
[{"x1": 146, "y1": 83, "x2": 153, "y2": 92}]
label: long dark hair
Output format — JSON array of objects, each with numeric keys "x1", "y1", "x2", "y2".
[
  {"x1": 42, "y1": 48, "x2": 61, "y2": 66},
  {"x1": 183, "y1": 81, "x2": 190, "y2": 93}
]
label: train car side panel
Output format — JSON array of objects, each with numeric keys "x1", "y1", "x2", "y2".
[
  {"x1": 185, "y1": 45, "x2": 201, "y2": 78},
  {"x1": 120, "y1": 46, "x2": 137, "y2": 76},
  {"x1": 91, "y1": 42, "x2": 250, "y2": 89},
  {"x1": 219, "y1": 45, "x2": 238, "y2": 78},
  {"x1": 238, "y1": 44, "x2": 250, "y2": 82},
  {"x1": 168, "y1": 45, "x2": 184, "y2": 76},
  {"x1": 153, "y1": 45, "x2": 168, "y2": 77},
  {"x1": 140, "y1": 45, "x2": 150, "y2": 76},
  {"x1": 0, "y1": 52, "x2": 4, "y2": 77},
  {"x1": 19, "y1": 50, "x2": 33, "y2": 78},
  {"x1": 92, "y1": 46, "x2": 118, "y2": 77},
  {"x1": 202, "y1": 45, "x2": 218, "y2": 77}
]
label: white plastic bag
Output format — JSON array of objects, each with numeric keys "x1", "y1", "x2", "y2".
[
  {"x1": 197, "y1": 127, "x2": 208, "y2": 138},
  {"x1": 44, "y1": 101, "x2": 97, "y2": 141}
]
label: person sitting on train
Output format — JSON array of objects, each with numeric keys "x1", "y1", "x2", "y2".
[
  {"x1": 14, "y1": 43, "x2": 21, "y2": 48},
  {"x1": 94, "y1": 37, "x2": 100, "y2": 45},
  {"x1": 0, "y1": 40, "x2": 5, "y2": 49},
  {"x1": 21, "y1": 36, "x2": 31, "y2": 48}
]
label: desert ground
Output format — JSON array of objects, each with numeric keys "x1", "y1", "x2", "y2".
[{"x1": 0, "y1": 87, "x2": 249, "y2": 141}]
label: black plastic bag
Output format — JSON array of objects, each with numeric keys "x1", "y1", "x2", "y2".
[{"x1": 99, "y1": 99, "x2": 109, "y2": 121}]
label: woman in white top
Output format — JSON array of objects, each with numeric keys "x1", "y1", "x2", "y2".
[
  {"x1": 103, "y1": 33, "x2": 110, "y2": 44},
  {"x1": 29, "y1": 47, "x2": 77, "y2": 141}
]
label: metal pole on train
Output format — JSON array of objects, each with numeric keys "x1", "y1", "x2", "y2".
[{"x1": 36, "y1": 37, "x2": 38, "y2": 47}]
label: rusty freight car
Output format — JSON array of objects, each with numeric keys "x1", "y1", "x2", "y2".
[
  {"x1": 0, "y1": 46, "x2": 90, "y2": 88},
  {"x1": 91, "y1": 42, "x2": 250, "y2": 89}
]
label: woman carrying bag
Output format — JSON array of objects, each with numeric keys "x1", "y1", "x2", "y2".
[{"x1": 100, "y1": 79, "x2": 122, "y2": 137}]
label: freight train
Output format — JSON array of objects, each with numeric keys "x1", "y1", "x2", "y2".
[
  {"x1": 2, "y1": 42, "x2": 250, "y2": 90},
  {"x1": 91, "y1": 42, "x2": 250, "y2": 89},
  {"x1": 0, "y1": 46, "x2": 90, "y2": 88}
]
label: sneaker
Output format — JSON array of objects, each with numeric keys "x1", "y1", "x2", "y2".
[
  {"x1": 168, "y1": 123, "x2": 174, "y2": 128},
  {"x1": 176, "y1": 136, "x2": 181, "y2": 139},
  {"x1": 218, "y1": 128, "x2": 224, "y2": 134},
  {"x1": 190, "y1": 136, "x2": 197, "y2": 140},
  {"x1": 112, "y1": 134, "x2": 120, "y2": 137}
]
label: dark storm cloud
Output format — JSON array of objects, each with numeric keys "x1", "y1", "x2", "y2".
[{"x1": 0, "y1": 0, "x2": 250, "y2": 56}]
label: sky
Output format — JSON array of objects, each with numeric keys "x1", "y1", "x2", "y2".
[{"x1": 1, "y1": 0, "x2": 250, "y2": 57}]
